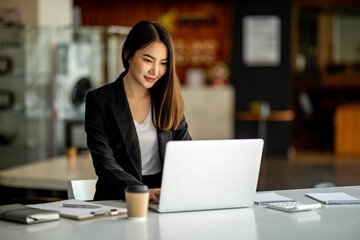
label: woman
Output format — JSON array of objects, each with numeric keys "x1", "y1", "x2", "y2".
[{"x1": 85, "y1": 21, "x2": 191, "y2": 202}]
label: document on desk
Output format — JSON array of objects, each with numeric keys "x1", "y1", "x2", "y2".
[{"x1": 28, "y1": 199, "x2": 127, "y2": 220}]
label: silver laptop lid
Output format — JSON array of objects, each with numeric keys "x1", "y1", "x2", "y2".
[{"x1": 157, "y1": 139, "x2": 264, "y2": 213}]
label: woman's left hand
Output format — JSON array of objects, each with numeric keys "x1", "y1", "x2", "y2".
[{"x1": 149, "y1": 188, "x2": 161, "y2": 203}]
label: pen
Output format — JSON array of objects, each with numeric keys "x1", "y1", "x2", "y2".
[
  {"x1": 91, "y1": 209, "x2": 118, "y2": 216},
  {"x1": 62, "y1": 203, "x2": 101, "y2": 209}
]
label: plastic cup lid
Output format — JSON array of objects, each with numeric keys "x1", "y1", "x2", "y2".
[{"x1": 125, "y1": 185, "x2": 149, "y2": 193}]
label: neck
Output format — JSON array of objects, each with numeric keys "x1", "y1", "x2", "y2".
[{"x1": 123, "y1": 74, "x2": 149, "y2": 99}]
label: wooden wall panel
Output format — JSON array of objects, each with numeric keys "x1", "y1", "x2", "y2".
[
  {"x1": 73, "y1": 0, "x2": 232, "y2": 84},
  {"x1": 335, "y1": 103, "x2": 360, "y2": 155}
]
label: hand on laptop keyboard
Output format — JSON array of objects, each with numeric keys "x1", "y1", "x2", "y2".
[{"x1": 149, "y1": 188, "x2": 161, "y2": 204}]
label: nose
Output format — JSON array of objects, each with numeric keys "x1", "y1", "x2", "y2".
[{"x1": 150, "y1": 63, "x2": 159, "y2": 76}]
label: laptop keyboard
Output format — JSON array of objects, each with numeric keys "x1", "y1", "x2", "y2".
[{"x1": 149, "y1": 202, "x2": 159, "y2": 211}]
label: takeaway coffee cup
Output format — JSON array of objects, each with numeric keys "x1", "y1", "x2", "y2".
[{"x1": 125, "y1": 185, "x2": 150, "y2": 221}]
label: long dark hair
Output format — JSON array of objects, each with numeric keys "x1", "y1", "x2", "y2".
[{"x1": 122, "y1": 21, "x2": 184, "y2": 130}]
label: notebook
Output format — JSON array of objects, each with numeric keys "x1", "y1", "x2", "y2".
[
  {"x1": 254, "y1": 192, "x2": 297, "y2": 206},
  {"x1": 0, "y1": 204, "x2": 60, "y2": 224},
  {"x1": 306, "y1": 192, "x2": 360, "y2": 205},
  {"x1": 149, "y1": 139, "x2": 264, "y2": 213}
]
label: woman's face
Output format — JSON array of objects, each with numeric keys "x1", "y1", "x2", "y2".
[{"x1": 128, "y1": 40, "x2": 168, "y2": 90}]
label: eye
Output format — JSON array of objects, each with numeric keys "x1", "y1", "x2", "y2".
[
  {"x1": 144, "y1": 58, "x2": 152, "y2": 63},
  {"x1": 161, "y1": 62, "x2": 168, "y2": 65}
]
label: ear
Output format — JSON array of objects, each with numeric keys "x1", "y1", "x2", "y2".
[{"x1": 124, "y1": 50, "x2": 130, "y2": 63}]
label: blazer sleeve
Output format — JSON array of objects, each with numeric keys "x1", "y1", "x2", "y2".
[
  {"x1": 85, "y1": 90, "x2": 142, "y2": 200},
  {"x1": 173, "y1": 116, "x2": 192, "y2": 141}
]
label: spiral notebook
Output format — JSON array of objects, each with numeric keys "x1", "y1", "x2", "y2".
[
  {"x1": 254, "y1": 192, "x2": 297, "y2": 206},
  {"x1": 306, "y1": 192, "x2": 360, "y2": 205}
]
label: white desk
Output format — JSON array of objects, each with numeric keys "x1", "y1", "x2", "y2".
[
  {"x1": 0, "y1": 186, "x2": 359, "y2": 240},
  {"x1": 0, "y1": 154, "x2": 96, "y2": 191}
]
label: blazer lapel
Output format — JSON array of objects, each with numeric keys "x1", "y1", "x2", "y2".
[{"x1": 109, "y1": 78, "x2": 142, "y2": 179}]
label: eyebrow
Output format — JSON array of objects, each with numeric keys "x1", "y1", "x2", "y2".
[{"x1": 142, "y1": 54, "x2": 168, "y2": 61}]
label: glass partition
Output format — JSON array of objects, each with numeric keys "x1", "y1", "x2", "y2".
[
  {"x1": 0, "y1": 26, "x2": 52, "y2": 169},
  {"x1": 54, "y1": 26, "x2": 105, "y2": 154}
]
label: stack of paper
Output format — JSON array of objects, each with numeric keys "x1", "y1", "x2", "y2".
[{"x1": 28, "y1": 199, "x2": 127, "y2": 220}]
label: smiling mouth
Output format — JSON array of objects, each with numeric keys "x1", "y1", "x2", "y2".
[{"x1": 144, "y1": 76, "x2": 155, "y2": 82}]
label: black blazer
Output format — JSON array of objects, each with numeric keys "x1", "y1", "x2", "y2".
[{"x1": 85, "y1": 73, "x2": 191, "y2": 200}]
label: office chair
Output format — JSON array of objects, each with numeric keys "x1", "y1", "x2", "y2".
[{"x1": 67, "y1": 179, "x2": 97, "y2": 201}]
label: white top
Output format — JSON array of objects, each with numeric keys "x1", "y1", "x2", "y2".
[{"x1": 133, "y1": 106, "x2": 162, "y2": 176}]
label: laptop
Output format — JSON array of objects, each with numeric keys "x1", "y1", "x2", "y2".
[{"x1": 149, "y1": 139, "x2": 264, "y2": 213}]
